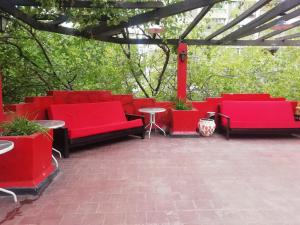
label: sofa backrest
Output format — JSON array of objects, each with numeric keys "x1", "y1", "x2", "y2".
[
  {"x1": 221, "y1": 93, "x2": 271, "y2": 101},
  {"x1": 48, "y1": 101, "x2": 126, "y2": 129},
  {"x1": 220, "y1": 101, "x2": 295, "y2": 124}
]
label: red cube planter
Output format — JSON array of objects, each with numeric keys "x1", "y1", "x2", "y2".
[
  {"x1": 170, "y1": 108, "x2": 199, "y2": 136},
  {"x1": 0, "y1": 131, "x2": 56, "y2": 194}
]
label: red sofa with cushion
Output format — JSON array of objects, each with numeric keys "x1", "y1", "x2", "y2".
[
  {"x1": 219, "y1": 101, "x2": 300, "y2": 139},
  {"x1": 48, "y1": 101, "x2": 145, "y2": 157}
]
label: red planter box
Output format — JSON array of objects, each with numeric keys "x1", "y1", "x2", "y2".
[
  {"x1": 170, "y1": 108, "x2": 199, "y2": 135},
  {"x1": 0, "y1": 131, "x2": 54, "y2": 189}
]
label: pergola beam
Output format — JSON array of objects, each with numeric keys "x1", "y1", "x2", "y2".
[
  {"x1": 220, "y1": 0, "x2": 300, "y2": 42},
  {"x1": 33, "y1": 14, "x2": 60, "y2": 21},
  {"x1": 180, "y1": 5, "x2": 213, "y2": 40},
  {"x1": 48, "y1": 15, "x2": 69, "y2": 26},
  {"x1": 276, "y1": 32, "x2": 300, "y2": 41},
  {"x1": 1, "y1": 0, "x2": 300, "y2": 48},
  {"x1": 11, "y1": 0, "x2": 165, "y2": 9},
  {"x1": 33, "y1": 14, "x2": 110, "y2": 22},
  {"x1": 90, "y1": 0, "x2": 224, "y2": 38},
  {"x1": 257, "y1": 20, "x2": 300, "y2": 40},
  {"x1": 240, "y1": 8, "x2": 300, "y2": 39},
  {"x1": 100, "y1": 37, "x2": 300, "y2": 46},
  {"x1": 205, "y1": 0, "x2": 272, "y2": 40},
  {"x1": 0, "y1": 1, "x2": 82, "y2": 36},
  {"x1": 1, "y1": 0, "x2": 300, "y2": 47}
]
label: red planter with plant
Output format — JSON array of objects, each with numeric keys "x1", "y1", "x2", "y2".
[
  {"x1": 0, "y1": 118, "x2": 55, "y2": 191},
  {"x1": 170, "y1": 100, "x2": 199, "y2": 135}
]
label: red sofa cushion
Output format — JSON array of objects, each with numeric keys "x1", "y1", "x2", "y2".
[
  {"x1": 48, "y1": 102, "x2": 127, "y2": 129},
  {"x1": 69, "y1": 119, "x2": 143, "y2": 139},
  {"x1": 48, "y1": 102, "x2": 143, "y2": 138},
  {"x1": 220, "y1": 101, "x2": 300, "y2": 129},
  {"x1": 48, "y1": 108, "x2": 80, "y2": 129}
]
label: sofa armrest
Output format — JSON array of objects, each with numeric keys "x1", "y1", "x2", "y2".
[
  {"x1": 218, "y1": 113, "x2": 231, "y2": 126},
  {"x1": 53, "y1": 127, "x2": 70, "y2": 158},
  {"x1": 218, "y1": 113, "x2": 230, "y2": 119},
  {"x1": 218, "y1": 113, "x2": 231, "y2": 140},
  {"x1": 126, "y1": 114, "x2": 145, "y2": 126}
]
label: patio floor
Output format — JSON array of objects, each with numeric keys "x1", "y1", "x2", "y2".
[{"x1": 1, "y1": 133, "x2": 300, "y2": 225}]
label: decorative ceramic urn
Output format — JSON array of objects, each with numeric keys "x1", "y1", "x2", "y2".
[{"x1": 198, "y1": 118, "x2": 216, "y2": 137}]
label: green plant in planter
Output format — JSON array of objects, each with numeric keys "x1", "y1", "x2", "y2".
[
  {"x1": 175, "y1": 99, "x2": 192, "y2": 110},
  {"x1": 0, "y1": 117, "x2": 48, "y2": 136}
]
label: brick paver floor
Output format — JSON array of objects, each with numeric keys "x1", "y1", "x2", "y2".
[{"x1": 1, "y1": 134, "x2": 300, "y2": 225}]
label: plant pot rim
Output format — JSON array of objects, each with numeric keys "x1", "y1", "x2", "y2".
[
  {"x1": 171, "y1": 108, "x2": 197, "y2": 112},
  {"x1": 0, "y1": 131, "x2": 49, "y2": 139}
]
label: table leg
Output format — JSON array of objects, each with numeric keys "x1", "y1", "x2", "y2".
[
  {"x1": 148, "y1": 121, "x2": 153, "y2": 139},
  {"x1": 148, "y1": 113, "x2": 157, "y2": 138},
  {"x1": 151, "y1": 113, "x2": 166, "y2": 136},
  {"x1": 152, "y1": 112, "x2": 155, "y2": 124},
  {"x1": 52, "y1": 155, "x2": 58, "y2": 168},
  {"x1": 144, "y1": 113, "x2": 166, "y2": 138},
  {"x1": 144, "y1": 122, "x2": 151, "y2": 138},
  {"x1": 52, "y1": 147, "x2": 62, "y2": 158},
  {"x1": 153, "y1": 123, "x2": 166, "y2": 136},
  {"x1": 0, "y1": 188, "x2": 17, "y2": 203}
]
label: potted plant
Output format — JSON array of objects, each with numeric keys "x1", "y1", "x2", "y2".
[
  {"x1": 170, "y1": 99, "x2": 199, "y2": 136},
  {"x1": 0, "y1": 117, "x2": 55, "y2": 194}
]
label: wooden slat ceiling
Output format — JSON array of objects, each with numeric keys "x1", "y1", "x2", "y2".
[{"x1": 1, "y1": 0, "x2": 300, "y2": 46}]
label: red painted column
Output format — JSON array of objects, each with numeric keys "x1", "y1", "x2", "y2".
[
  {"x1": 177, "y1": 42, "x2": 188, "y2": 101},
  {"x1": 0, "y1": 72, "x2": 4, "y2": 121}
]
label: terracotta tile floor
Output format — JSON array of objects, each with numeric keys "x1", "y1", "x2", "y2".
[{"x1": 1, "y1": 134, "x2": 300, "y2": 225}]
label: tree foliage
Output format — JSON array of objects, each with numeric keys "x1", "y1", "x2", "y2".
[
  {"x1": 187, "y1": 46, "x2": 300, "y2": 100},
  {"x1": 0, "y1": 18, "x2": 132, "y2": 103},
  {"x1": 0, "y1": 1, "x2": 300, "y2": 103}
]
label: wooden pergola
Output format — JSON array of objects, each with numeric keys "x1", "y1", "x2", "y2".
[{"x1": 1, "y1": 0, "x2": 300, "y2": 46}]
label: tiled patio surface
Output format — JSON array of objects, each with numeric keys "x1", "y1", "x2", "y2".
[{"x1": 1, "y1": 133, "x2": 300, "y2": 225}]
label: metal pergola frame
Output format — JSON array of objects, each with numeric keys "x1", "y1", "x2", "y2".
[{"x1": 1, "y1": 0, "x2": 300, "y2": 46}]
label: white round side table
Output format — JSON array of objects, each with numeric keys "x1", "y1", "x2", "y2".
[
  {"x1": 139, "y1": 107, "x2": 166, "y2": 138},
  {"x1": 0, "y1": 140, "x2": 17, "y2": 202}
]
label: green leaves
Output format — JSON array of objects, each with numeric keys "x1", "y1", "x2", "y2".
[
  {"x1": 24, "y1": 0, "x2": 150, "y2": 29},
  {"x1": 0, "y1": 117, "x2": 48, "y2": 136},
  {"x1": 0, "y1": 19, "x2": 132, "y2": 103},
  {"x1": 187, "y1": 46, "x2": 300, "y2": 101},
  {"x1": 1, "y1": 1, "x2": 300, "y2": 104},
  {"x1": 175, "y1": 99, "x2": 192, "y2": 110}
]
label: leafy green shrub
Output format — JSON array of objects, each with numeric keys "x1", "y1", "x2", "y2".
[
  {"x1": 174, "y1": 99, "x2": 192, "y2": 110},
  {"x1": 0, "y1": 117, "x2": 48, "y2": 136}
]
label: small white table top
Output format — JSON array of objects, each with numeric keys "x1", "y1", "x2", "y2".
[
  {"x1": 0, "y1": 141, "x2": 14, "y2": 155},
  {"x1": 139, "y1": 107, "x2": 166, "y2": 114},
  {"x1": 34, "y1": 120, "x2": 65, "y2": 129},
  {"x1": 207, "y1": 111, "x2": 216, "y2": 117}
]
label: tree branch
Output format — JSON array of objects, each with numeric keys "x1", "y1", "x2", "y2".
[
  {"x1": 120, "y1": 44, "x2": 150, "y2": 98},
  {"x1": 12, "y1": 19, "x2": 72, "y2": 89}
]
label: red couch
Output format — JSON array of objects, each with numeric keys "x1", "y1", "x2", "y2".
[
  {"x1": 219, "y1": 101, "x2": 300, "y2": 139},
  {"x1": 48, "y1": 101, "x2": 145, "y2": 157}
]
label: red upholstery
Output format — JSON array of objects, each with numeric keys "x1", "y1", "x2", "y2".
[
  {"x1": 290, "y1": 101, "x2": 298, "y2": 113},
  {"x1": 48, "y1": 90, "x2": 112, "y2": 104},
  {"x1": 221, "y1": 93, "x2": 271, "y2": 101},
  {"x1": 69, "y1": 120, "x2": 142, "y2": 138},
  {"x1": 220, "y1": 101, "x2": 300, "y2": 129},
  {"x1": 48, "y1": 101, "x2": 143, "y2": 138}
]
